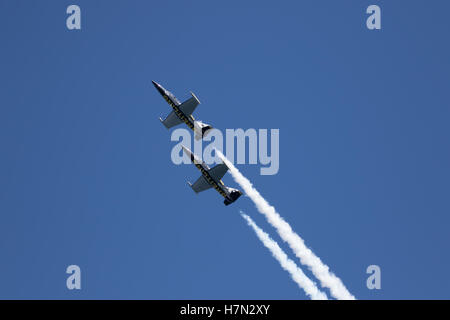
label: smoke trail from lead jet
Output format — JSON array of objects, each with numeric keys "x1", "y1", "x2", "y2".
[
  {"x1": 241, "y1": 212, "x2": 328, "y2": 300},
  {"x1": 217, "y1": 150, "x2": 355, "y2": 300}
]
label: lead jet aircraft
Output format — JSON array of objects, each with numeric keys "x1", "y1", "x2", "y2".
[
  {"x1": 181, "y1": 146, "x2": 242, "y2": 206},
  {"x1": 152, "y1": 81, "x2": 213, "y2": 140}
]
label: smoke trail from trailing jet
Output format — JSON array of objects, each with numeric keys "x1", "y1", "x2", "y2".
[
  {"x1": 241, "y1": 212, "x2": 328, "y2": 300},
  {"x1": 217, "y1": 150, "x2": 355, "y2": 300}
]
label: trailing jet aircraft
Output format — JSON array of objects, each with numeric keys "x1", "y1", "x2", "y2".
[
  {"x1": 152, "y1": 81, "x2": 213, "y2": 140},
  {"x1": 182, "y1": 146, "x2": 242, "y2": 206}
]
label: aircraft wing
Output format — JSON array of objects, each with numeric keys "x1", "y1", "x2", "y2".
[
  {"x1": 160, "y1": 111, "x2": 183, "y2": 129},
  {"x1": 208, "y1": 163, "x2": 228, "y2": 181},
  {"x1": 190, "y1": 176, "x2": 213, "y2": 193},
  {"x1": 179, "y1": 94, "x2": 200, "y2": 117}
]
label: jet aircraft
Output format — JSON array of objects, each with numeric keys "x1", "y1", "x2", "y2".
[
  {"x1": 182, "y1": 146, "x2": 242, "y2": 206},
  {"x1": 152, "y1": 81, "x2": 213, "y2": 140}
]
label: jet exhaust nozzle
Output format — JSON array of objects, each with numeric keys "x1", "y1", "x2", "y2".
[
  {"x1": 194, "y1": 120, "x2": 213, "y2": 140},
  {"x1": 224, "y1": 189, "x2": 243, "y2": 206}
]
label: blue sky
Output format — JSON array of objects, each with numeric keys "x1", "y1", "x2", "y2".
[{"x1": 0, "y1": 1, "x2": 449, "y2": 299}]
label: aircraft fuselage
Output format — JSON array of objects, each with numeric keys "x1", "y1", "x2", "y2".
[
  {"x1": 153, "y1": 81, "x2": 196, "y2": 130},
  {"x1": 192, "y1": 158, "x2": 229, "y2": 199}
]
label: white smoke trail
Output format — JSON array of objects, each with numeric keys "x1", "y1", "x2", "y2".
[
  {"x1": 241, "y1": 212, "x2": 328, "y2": 300},
  {"x1": 217, "y1": 150, "x2": 355, "y2": 300}
]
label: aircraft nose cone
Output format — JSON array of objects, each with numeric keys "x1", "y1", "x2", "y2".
[
  {"x1": 152, "y1": 80, "x2": 166, "y2": 95},
  {"x1": 181, "y1": 145, "x2": 190, "y2": 154}
]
